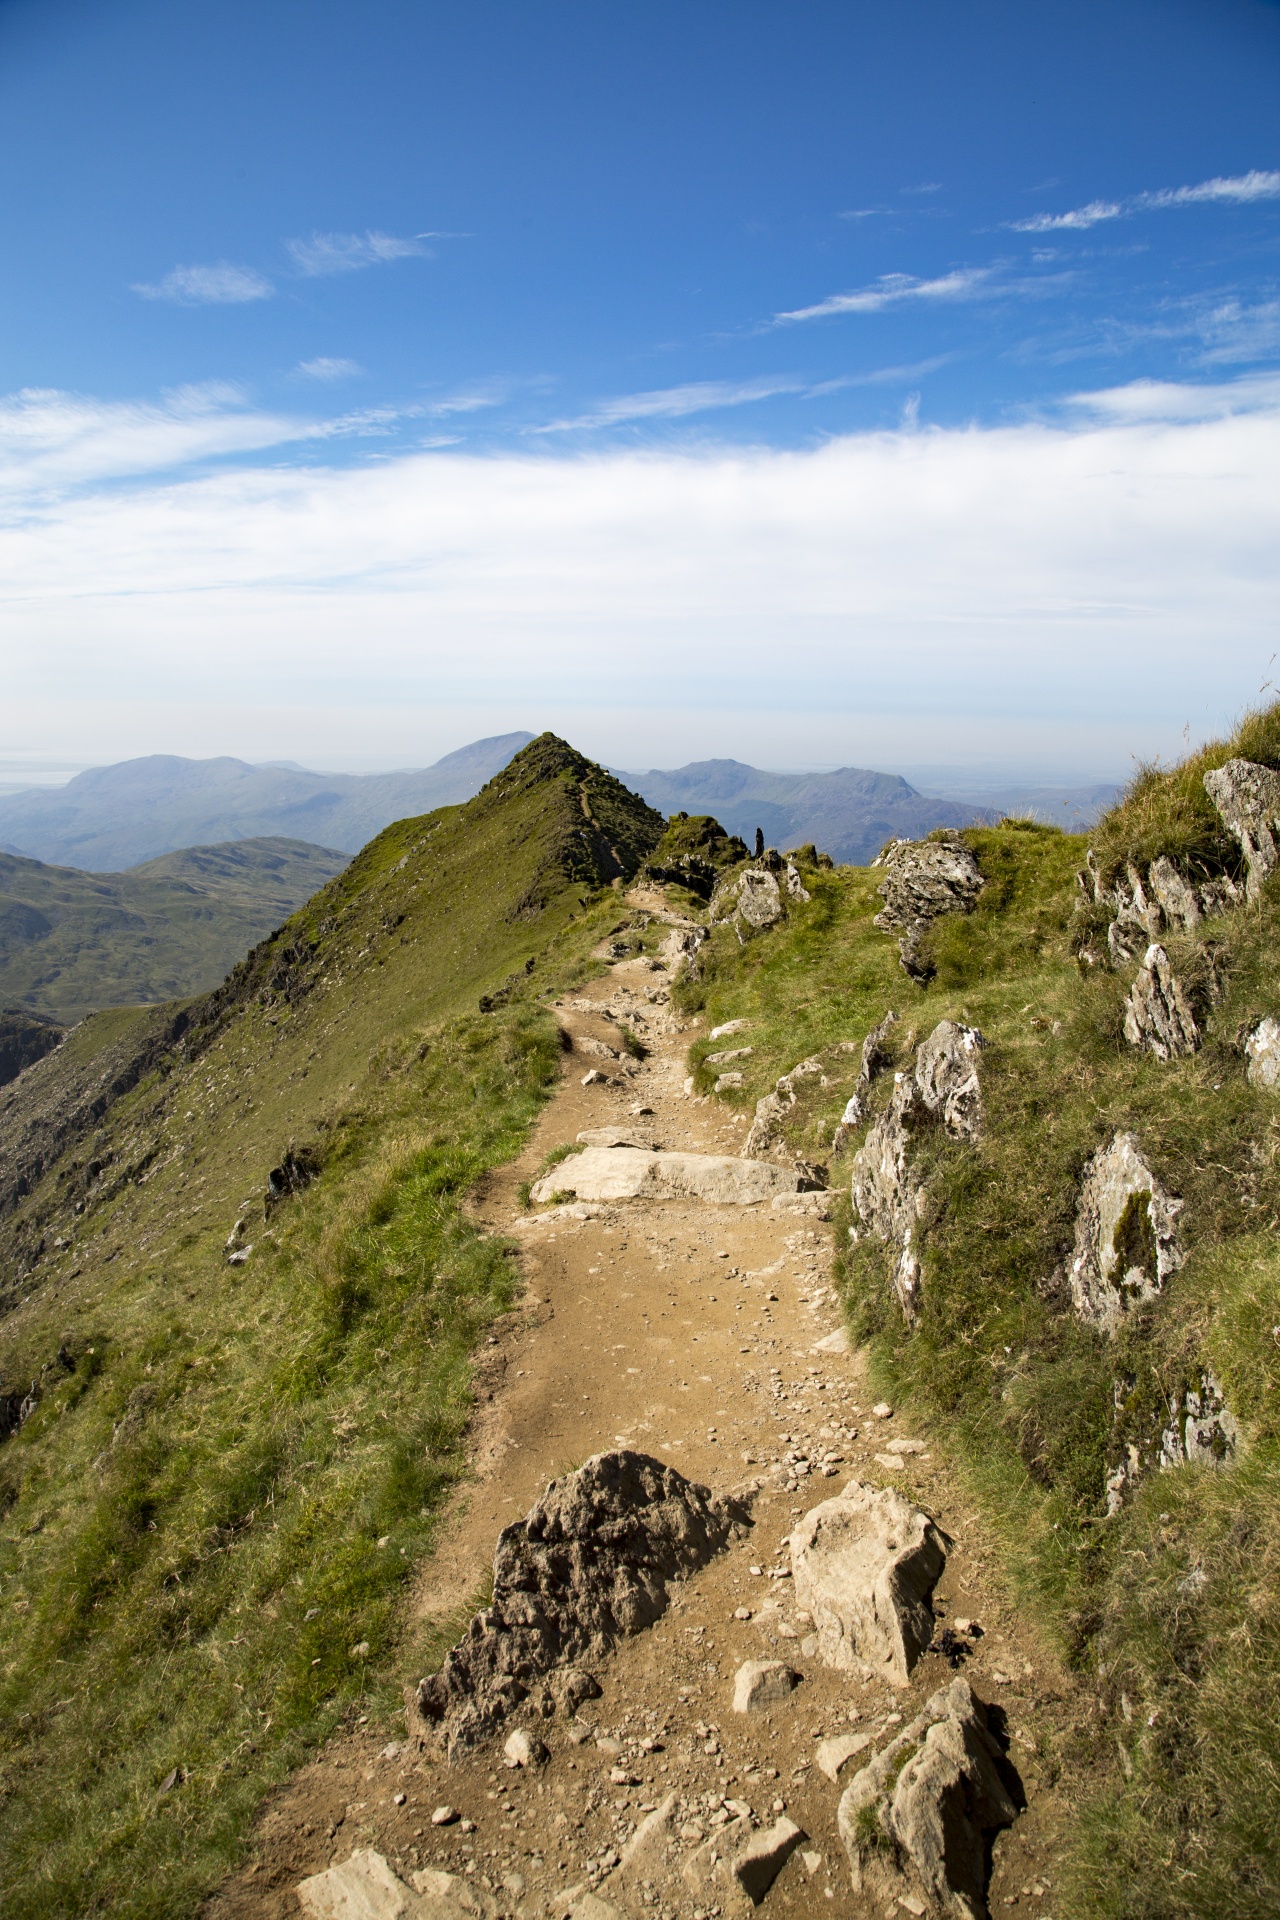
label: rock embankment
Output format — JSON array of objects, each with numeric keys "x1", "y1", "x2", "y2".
[{"x1": 872, "y1": 837, "x2": 985, "y2": 982}]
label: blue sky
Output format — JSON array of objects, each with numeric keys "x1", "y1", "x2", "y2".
[{"x1": 1, "y1": 0, "x2": 1279, "y2": 779}]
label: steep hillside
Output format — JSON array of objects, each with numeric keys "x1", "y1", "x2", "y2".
[
  {"x1": 665, "y1": 711, "x2": 1280, "y2": 1919},
  {"x1": 0, "y1": 733, "x2": 534, "y2": 870},
  {"x1": 0, "y1": 838, "x2": 350, "y2": 1024},
  {"x1": 0, "y1": 736, "x2": 662, "y2": 1920},
  {"x1": 623, "y1": 757, "x2": 993, "y2": 863}
]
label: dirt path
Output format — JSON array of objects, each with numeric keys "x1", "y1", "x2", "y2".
[{"x1": 210, "y1": 947, "x2": 1084, "y2": 1920}]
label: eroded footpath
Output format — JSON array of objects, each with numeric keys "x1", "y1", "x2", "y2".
[{"x1": 208, "y1": 947, "x2": 1086, "y2": 1920}]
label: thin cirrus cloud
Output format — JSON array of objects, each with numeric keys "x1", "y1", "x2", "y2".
[
  {"x1": 1012, "y1": 168, "x2": 1280, "y2": 232},
  {"x1": 297, "y1": 357, "x2": 364, "y2": 381},
  {"x1": 774, "y1": 267, "x2": 991, "y2": 324},
  {"x1": 284, "y1": 230, "x2": 429, "y2": 276},
  {"x1": 537, "y1": 361, "x2": 953, "y2": 432},
  {"x1": 131, "y1": 261, "x2": 275, "y2": 304}
]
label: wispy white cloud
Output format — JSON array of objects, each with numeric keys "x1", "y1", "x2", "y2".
[
  {"x1": 1013, "y1": 169, "x2": 1280, "y2": 233},
  {"x1": 775, "y1": 268, "x2": 991, "y2": 324},
  {"x1": 837, "y1": 208, "x2": 882, "y2": 221},
  {"x1": 132, "y1": 261, "x2": 274, "y2": 304},
  {"x1": 902, "y1": 182, "x2": 942, "y2": 196},
  {"x1": 1197, "y1": 298, "x2": 1280, "y2": 365},
  {"x1": 297, "y1": 357, "x2": 364, "y2": 381},
  {"x1": 285, "y1": 230, "x2": 426, "y2": 276},
  {"x1": 1, "y1": 374, "x2": 1276, "y2": 779},
  {"x1": 535, "y1": 377, "x2": 809, "y2": 433},
  {"x1": 1062, "y1": 370, "x2": 1280, "y2": 423}
]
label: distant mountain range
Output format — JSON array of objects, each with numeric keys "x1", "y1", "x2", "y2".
[
  {"x1": 618, "y1": 759, "x2": 994, "y2": 865},
  {"x1": 0, "y1": 733, "x2": 537, "y2": 871},
  {"x1": 0, "y1": 734, "x2": 1122, "y2": 881},
  {"x1": 0, "y1": 837, "x2": 349, "y2": 1025}
]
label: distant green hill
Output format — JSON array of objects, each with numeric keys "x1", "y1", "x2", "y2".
[{"x1": 0, "y1": 837, "x2": 350, "y2": 1024}]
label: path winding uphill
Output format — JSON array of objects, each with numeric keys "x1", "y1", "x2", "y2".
[{"x1": 210, "y1": 939, "x2": 1083, "y2": 1920}]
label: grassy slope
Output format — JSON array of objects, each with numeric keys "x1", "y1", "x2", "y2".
[
  {"x1": 0, "y1": 737, "x2": 662, "y2": 1920},
  {"x1": 0, "y1": 839, "x2": 351, "y2": 1024},
  {"x1": 674, "y1": 737, "x2": 1280, "y2": 1918}
]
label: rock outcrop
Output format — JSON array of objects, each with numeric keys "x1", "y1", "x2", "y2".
[
  {"x1": 743, "y1": 1056, "x2": 824, "y2": 1157},
  {"x1": 409, "y1": 1452, "x2": 747, "y2": 1757},
  {"x1": 1080, "y1": 849, "x2": 1239, "y2": 967},
  {"x1": 710, "y1": 851, "x2": 810, "y2": 940},
  {"x1": 529, "y1": 1147, "x2": 803, "y2": 1207},
  {"x1": 1123, "y1": 944, "x2": 1200, "y2": 1060},
  {"x1": 656, "y1": 924, "x2": 708, "y2": 976},
  {"x1": 849, "y1": 1022, "x2": 985, "y2": 1321},
  {"x1": 836, "y1": 1678, "x2": 1019, "y2": 1920},
  {"x1": 789, "y1": 1480, "x2": 948, "y2": 1687},
  {"x1": 872, "y1": 837, "x2": 985, "y2": 982},
  {"x1": 1245, "y1": 1015, "x2": 1280, "y2": 1087},
  {"x1": 1069, "y1": 1133, "x2": 1183, "y2": 1332},
  {"x1": 1204, "y1": 757, "x2": 1280, "y2": 900}
]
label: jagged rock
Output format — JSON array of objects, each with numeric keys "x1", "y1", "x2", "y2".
[
  {"x1": 837, "y1": 1678, "x2": 1019, "y2": 1920},
  {"x1": 602, "y1": 1794, "x2": 797, "y2": 1916},
  {"x1": 1245, "y1": 1016, "x2": 1280, "y2": 1087},
  {"x1": 1123, "y1": 945, "x2": 1200, "y2": 1060},
  {"x1": 577, "y1": 1035, "x2": 622, "y2": 1060},
  {"x1": 873, "y1": 838, "x2": 985, "y2": 981},
  {"x1": 1069, "y1": 1133, "x2": 1184, "y2": 1332},
  {"x1": 731, "y1": 1658, "x2": 799, "y2": 1713},
  {"x1": 832, "y1": 1009, "x2": 898, "y2": 1151},
  {"x1": 1160, "y1": 1370, "x2": 1240, "y2": 1469},
  {"x1": 409, "y1": 1451, "x2": 747, "y2": 1756},
  {"x1": 715, "y1": 1072, "x2": 745, "y2": 1091},
  {"x1": 783, "y1": 863, "x2": 811, "y2": 902},
  {"x1": 297, "y1": 1851, "x2": 498, "y2": 1920},
  {"x1": 529, "y1": 1147, "x2": 802, "y2": 1206},
  {"x1": 709, "y1": 855, "x2": 808, "y2": 938},
  {"x1": 744, "y1": 1056, "x2": 824, "y2": 1156},
  {"x1": 709, "y1": 1019, "x2": 751, "y2": 1039},
  {"x1": 1204, "y1": 757, "x2": 1280, "y2": 899},
  {"x1": 914, "y1": 1020, "x2": 985, "y2": 1137},
  {"x1": 849, "y1": 1021, "x2": 985, "y2": 1321},
  {"x1": 705, "y1": 1046, "x2": 753, "y2": 1065},
  {"x1": 1083, "y1": 848, "x2": 1240, "y2": 964},
  {"x1": 789, "y1": 1480, "x2": 948, "y2": 1687}
]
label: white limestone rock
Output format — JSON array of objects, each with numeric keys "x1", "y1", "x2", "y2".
[
  {"x1": 1069, "y1": 1132, "x2": 1184, "y2": 1332},
  {"x1": 1159, "y1": 1369, "x2": 1240, "y2": 1470},
  {"x1": 1123, "y1": 945, "x2": 1200, "y2": 1060},
  {"x1": 789, "y1": 1480, "x2": 948, "y2": 1688},
  {"x1": 297, "y1": 1851, "x2": 498, "y2": 1920}
]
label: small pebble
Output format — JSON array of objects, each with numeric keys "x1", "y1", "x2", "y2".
[{"x1": 431, "y1": 1805, "x2": 459, "y2": 1826}]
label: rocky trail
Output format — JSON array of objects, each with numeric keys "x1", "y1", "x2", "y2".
[{"x1": 208, "y1": 935, "x2": 1088, "y2": 1920}]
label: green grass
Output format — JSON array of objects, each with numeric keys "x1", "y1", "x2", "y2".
[
  {"x1": 0, "y1": 735, "x2": 662, "y2": 1918},
  {"x1": 668, "y1": 716, "x2": 1280, "y2": 1914}
]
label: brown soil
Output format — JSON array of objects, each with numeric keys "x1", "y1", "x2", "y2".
[{"x1": 207, "y1": 943, "x2": 1087, "y2": 1920}]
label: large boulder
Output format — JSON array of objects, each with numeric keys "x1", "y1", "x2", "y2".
[
  {"x1": 873, "y1": 837, "x2": 985, "y2": 981},
  {"x1": 1069, "y1": 1132, "x2": 1184, "y2": 1332},
  {"x1": 710, "y1": 853, "x2": 810, "y2": 939},
  {"x1": 789, "y1": 1480, "x2": 948, "y2": 1687},
  {"x1": 1204, "y1": 757, "x2": 1280, "y2": 900},
  {"x1": 297, "y1": 1851, "x2": 497, "y2": 1920},
  {"x1": 529, "y1": 1147, "x2": 802, "y2": 1206},
  {"x1": 837, "y1": 1679, "x2": 1019, "y2": 1920},
  {"x1": 1122, "y1": 944, "x2": 1200, "y2": 1060},
  {"x1": 409, "y1": 1452, "x2": 747, "y2": 1756},
  {"x1": 914, "y1": 1020, "x2": 985, "y2": 1137}
]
